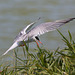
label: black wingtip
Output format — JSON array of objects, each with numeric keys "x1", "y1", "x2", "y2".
[
  {"x1": 69, "y1": 17, "x2": 75, "y2": 20},
  {"x1": 65, "y1": 17, "x2": 75, "y2": 23},
  {"x1": 56, "y1": 17, "x2": 75, "y2": 23}
]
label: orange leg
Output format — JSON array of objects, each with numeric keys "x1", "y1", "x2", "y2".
[{"x1": 19, "y1": 44, "x2": 25, "y2": 47}]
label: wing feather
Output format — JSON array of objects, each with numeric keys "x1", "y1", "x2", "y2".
[
  {"x1": 28, "y1": 18, "x2": 75, "y2": 37},
  {"x1": 14, "y1": 17, "x2": 41, "y2": 42}
]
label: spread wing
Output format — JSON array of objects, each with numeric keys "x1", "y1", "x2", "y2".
[
  {"x1": 28, "y1": 18, "x2": 75, "y2": 37},
  {"x1": 14, "y1": 17, "x2": 41, "y2": 42}
]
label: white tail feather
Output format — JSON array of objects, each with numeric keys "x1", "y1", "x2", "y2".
[{"x1": 2, "y1": 42, "x2": 18, "y2": 56}]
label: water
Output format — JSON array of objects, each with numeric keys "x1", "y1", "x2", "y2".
[{"x1": 0, "y1": 0, "x2": 75, "y2": 57}]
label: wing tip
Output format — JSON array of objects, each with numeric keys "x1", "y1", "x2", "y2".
[{"x1": 2, "y1": 49, "x2": 9, "y2": 56}]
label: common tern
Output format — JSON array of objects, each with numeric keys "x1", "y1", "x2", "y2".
[{"x1": 3, "y1": 17, "x2": 75, "y2": 55}]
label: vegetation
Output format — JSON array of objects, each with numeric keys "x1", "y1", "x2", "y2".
[{"x1": 0, "y1": 30, "x2": 75, "y2": 75}]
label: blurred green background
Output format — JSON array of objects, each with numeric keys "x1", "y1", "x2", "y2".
[{"x1": 0, "y1": 0, "x2": 75, "y2": 56}]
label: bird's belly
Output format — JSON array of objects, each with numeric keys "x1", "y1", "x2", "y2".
[
  {"x1": 24, "y1": 38, "x2": 35, "y2": 43},
  {"x1": 18, "y1": 38, "x2": 35, "y2": 46}
]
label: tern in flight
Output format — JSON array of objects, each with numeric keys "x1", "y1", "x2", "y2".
[{"x1": 3, "y1": 17, "x2": 75, "y2": 55}]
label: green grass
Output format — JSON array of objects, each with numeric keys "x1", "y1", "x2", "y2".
[{"x1": 0, "y1": 30, "x2": 75, "y2": 75}]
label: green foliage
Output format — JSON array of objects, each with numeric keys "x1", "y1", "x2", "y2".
[{"x1": 0, "y1": 30, "x2": 75, "y2": 75}]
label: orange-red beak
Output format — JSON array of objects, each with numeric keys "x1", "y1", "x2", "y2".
[
  {"x1": 38, "y1": 40, "x2": 43, "y2": 45},
  {"x1": 35, "y1": 40, "x2": 43, "y2": 47}
]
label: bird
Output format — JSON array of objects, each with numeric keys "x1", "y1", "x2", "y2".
[{"x1": 2, "y1": 17, "x2": 75, "y2": 55}]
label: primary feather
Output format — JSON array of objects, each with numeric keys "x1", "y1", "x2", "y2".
[
  {"x1": 2, "y1": 42, "x2": 18, "y2": 56},
  {"x1": 28, "y1": 18, "x2": 75, "y2": 37}
]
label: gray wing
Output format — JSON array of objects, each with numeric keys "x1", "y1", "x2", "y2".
[
  {"x1": 28, "y1": 18, "x2": 75, "y2": 37},
  {"x1": 14, "y1": 17, "x2": 41, "y2": 42}
]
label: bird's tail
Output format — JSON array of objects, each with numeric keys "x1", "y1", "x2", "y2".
[{"x1": 2, "y1": 42, "x2": 18, "y2": 56}]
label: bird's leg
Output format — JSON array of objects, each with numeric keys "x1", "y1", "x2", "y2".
[{"x1": 19, "y1": 44, "x2": 25, "y2": 47}]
